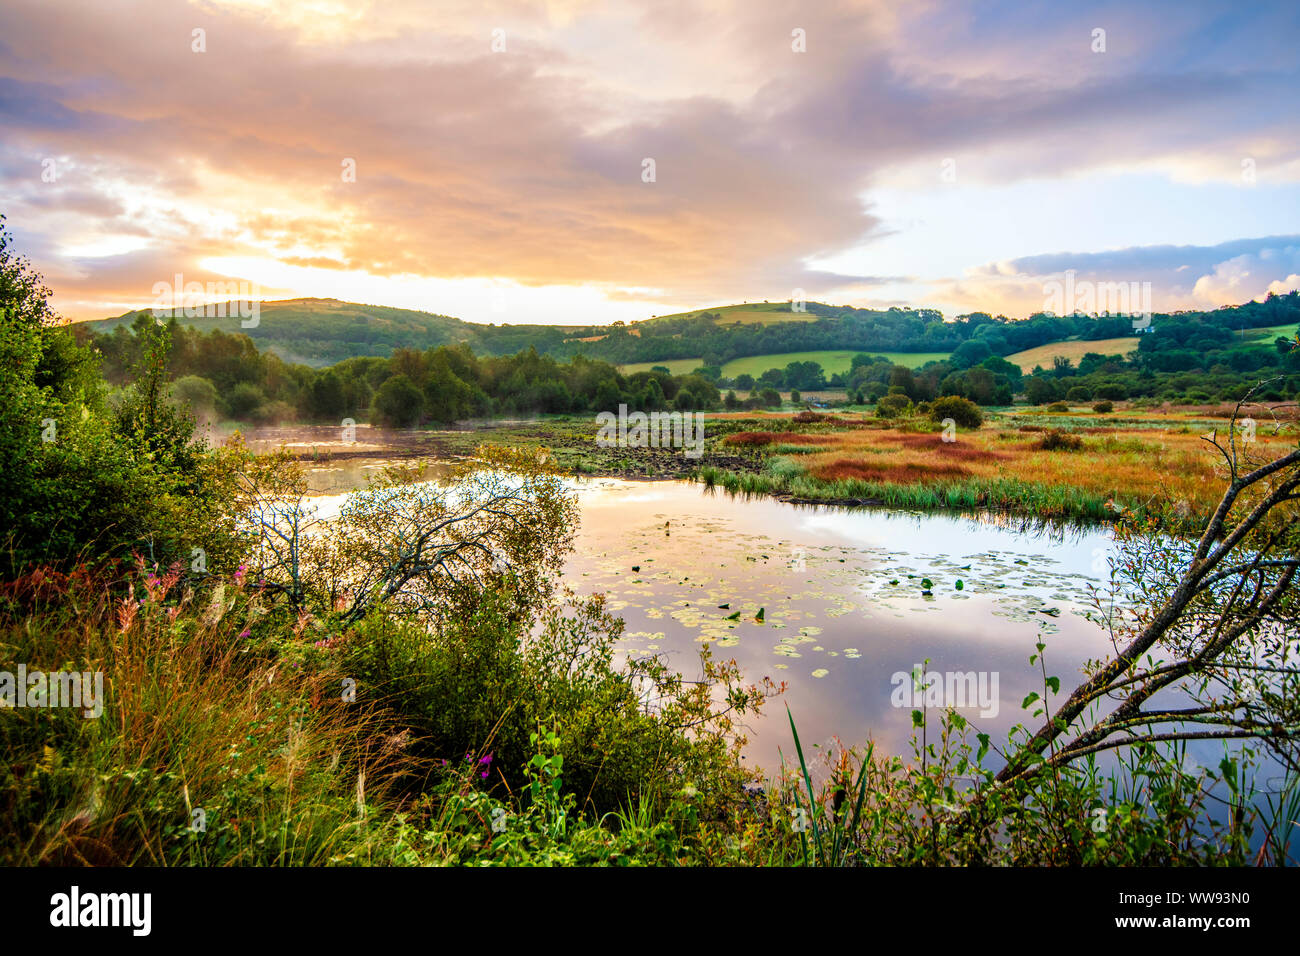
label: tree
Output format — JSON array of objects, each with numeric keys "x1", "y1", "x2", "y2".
[
  {"x1": 241, "y1": 446, "x2": 575, "y2": 627},
  {"x1": 224, "y1": 382, "x2": 266, "y2": 420},
  {"x1": 372, "y1": 374, "x2": 424, "y2": 428},
  {"x1": 304, "y1": 369, "x2": 347, "y2": 420},
  {"x1": 1024, "y1": 376, "x2": 1059, "y2": 405},
  {"x1": 169, "y1": 375, "x2": 219, "y2": 416},
  {"x1": 424, "y1": 369, "x2": 475, "y2": 423},
  {"x1": 1, "y1": 217, "x2": 226, "y2": 573},
  {"x1": 998, "y1": 390, "x2": 1300, "y2": 786}
]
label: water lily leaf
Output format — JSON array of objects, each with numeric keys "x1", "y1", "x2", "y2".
[
  {"x1": 755, "y1": 607, "x2": 765, "y2": 622},
  {"x1": 955, "y1": 580, "x2": 964, "y2": 590},
  {"x1": 725, "y1": 611, "x2": 741, "y2": 621},
  {"x1": 921, "y1": 578, "x2": 933, "y2": 589}
]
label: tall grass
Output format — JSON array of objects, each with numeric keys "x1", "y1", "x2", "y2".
[
  {"x1": 0, "y1": 565, "x2": 409, "y2": 865},
  {"x1": 696, "y1": 461, "x2": 1118, "y2": 522}
]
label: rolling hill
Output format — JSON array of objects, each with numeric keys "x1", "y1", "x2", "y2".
[
  {"x1": 1005, "y1": 336, "x2": 1140, "y2": 372},
  {"x1": 618, "y1": 349, "x2": 950, "y2": 378},
  {"x1": 88, "y1": 298, "x2": 485, "y2": 367}
]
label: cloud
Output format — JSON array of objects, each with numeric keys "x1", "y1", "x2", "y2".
[
  {"x1": 0, "y1": 0, "x2": 1296, "y2": 321},
  {"x1": 928, "y1": 236, "x2": 1300, "y2": 317}
]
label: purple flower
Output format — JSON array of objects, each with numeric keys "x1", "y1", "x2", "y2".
[
  {"x1": 479, "y1": 753, "x2": 493, "y2": 766},
  {"x1": 480, "y1": 771, "x2": 489, "y2": 779},
  {"x1": 239, "y1": 628, "x2": 251, "y2": 639}
]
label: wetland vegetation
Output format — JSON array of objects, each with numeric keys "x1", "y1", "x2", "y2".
[{"x1": 5, "y1": 219, "x2": 1300, "y2": 867}]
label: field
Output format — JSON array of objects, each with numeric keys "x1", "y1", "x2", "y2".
[
  {"x1": 1242, "y1": 321, "x2": 1300, "y2": 342},
  {"x1": 639, "y1": 301, "x2": 816, "y2": 327},
  {"x1": 697, "y1": 404, "x2": 1299, "y2": 523},
  {"x1": 620, "y1": 349, "x2": 950, "y2": 379},
  {"x1": 1005, "y1": 336, "x2": 1140, "y2": 372},
  {"x1": 619, "y1": 357, "x2": 704, "y2": 376}
]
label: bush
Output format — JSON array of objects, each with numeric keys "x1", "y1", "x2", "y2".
[
  {"x1": 758, "y1": 388, "x2": 781, "y2": 407},
  {"x1": 875, "y1": 393, "x2": 912, "y2": 419},
  {"x1": 169, "y1": 375, "x2": 219, "y2": 415},
  {"x1": 1046, "y1": 401, "x2": 1070, "y2": 413},
  {"x1": 929, "y1": 395, "x2": 983, "y2": 429},
  {"x1": 1038, "y1": 429, "x2": 1083, "y2": 451},
  {"x1": 254, "y1": 399, "x2": 298, "y2": 424},
  {"x1": 224, "y1": 382, "x2": 266, "y2": 420},
  {"x1": 1094, "y1": 383, "x2": 1129, "y2": 401},
  {"x1": 1092, "y1": 400, "x2": 1114, "y2": 413},
  {"x1": 372, "y1": 374, "x2": 425, "y2": 427},
  {"x1": 1065, "y1": 386, "x2": 1092, "y2": 402}
]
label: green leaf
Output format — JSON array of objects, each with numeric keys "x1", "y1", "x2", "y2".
[{"x1": 1021, "y1": 692, "x2": 1040, "y2": 709}]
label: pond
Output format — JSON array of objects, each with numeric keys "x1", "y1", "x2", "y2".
[
  {"x1": 301, "y1": 458, "x2": 1287, "y2": 800},
  {"x1": 564, "y1": 477, "x2": 1117, "y2": 772}
]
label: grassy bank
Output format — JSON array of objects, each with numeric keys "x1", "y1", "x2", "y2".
[
  {"x1": 3, "y1": 560, "x2": 1282, "y2": 866},
  {"x1": 695, "y1": 463, "x2": 1116, "y2": 522}
]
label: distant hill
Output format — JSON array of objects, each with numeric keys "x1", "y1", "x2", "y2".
[
  {"x1": 83, "y1": 292, "x2": 1300, "y2": 372},
  {"x1": 87, "y1": 298, "x2": 488, "y2": 367}
]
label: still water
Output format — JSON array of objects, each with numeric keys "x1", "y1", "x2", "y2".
[
  {"x1": 303, "y1": 460, "x2": 1129, "y2": 774},
  {"x1": 563, "y1": 478, "x2": 1118, "y2": 772},
  {"x1": 297, "y1": 457, "x2": 1288, "y2": 809}
]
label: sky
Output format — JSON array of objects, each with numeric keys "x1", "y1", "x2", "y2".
[{"x1": 1, "y1": 0, "x2": 1297, "y2": 325}]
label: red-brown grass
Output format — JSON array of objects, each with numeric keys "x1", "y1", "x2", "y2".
[
  {"x1": 811, "y1": 459, "x2": 973, "y2": 483},
  {"x1": 878, "y1": 432, "x2": 1011, "y2": 461},
  {"x1": 723, "y1": 431, "x2": 828, "y2": 447}
]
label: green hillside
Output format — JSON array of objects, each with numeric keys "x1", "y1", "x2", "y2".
[
  {"x1": 621, "y1": 349, "x2": 950, "y2": 379},
  {"x1": 89, "y1": 298, "x2": 484, "y2": 367},
  {"x1": 640, "y1": 301, "x2": 818, "y2": 327}
]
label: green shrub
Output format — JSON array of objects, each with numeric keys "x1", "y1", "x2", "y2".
[
  {"x1": 223, "y1": 382, "x2": 266, "y2": 420},
  {"x1": 875, "y1": 393, "x2": 912, "y2": 419},
  {"x1": 1065, "y1": 386, "x2": 1092, "y2": 402},
  {"x1": 929, "y1": 395, "x2": 983, "y2": 429},
  {"x1": 1046, "y1": 401, "x2": 1070, "y2": 413},
  {"x1": 1092, "y1": 400, "x2": 1114, "y2": 413},
  {"x1": 1038, "y1": 429, "x2": 1083, "y2": 451}
]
